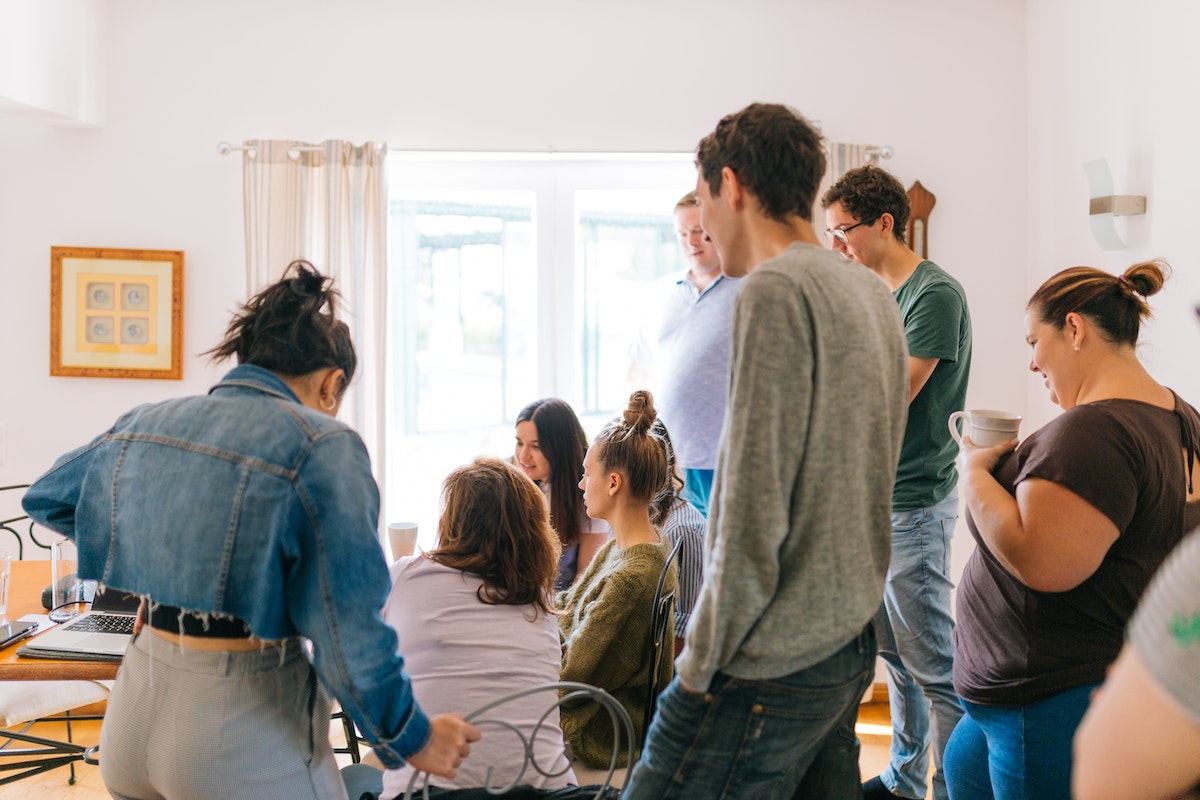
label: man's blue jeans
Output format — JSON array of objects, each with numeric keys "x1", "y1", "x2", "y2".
[
  {"x1": 876, "y1": 490, "x2": 963, "y2": 800},
  {"x1": 943, "y1": 683, "x2": 1098, "y2": 800},
  {"x1": 622, "y1": 625, "x2": 875, "y2": 800}
]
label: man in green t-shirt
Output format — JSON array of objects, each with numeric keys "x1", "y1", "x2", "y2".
[{"x1": 823, "y1": 166, "x2": 972, "y2": 800}]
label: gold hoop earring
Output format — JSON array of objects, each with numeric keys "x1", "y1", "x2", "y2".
[{"x1": 319, "y1": 395, "x2": 336, "y2": 411}]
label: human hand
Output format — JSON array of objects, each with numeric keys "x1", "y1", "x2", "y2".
[
  {"x1": 956, "y1": 435, "x2": 1018, "y2": 476},
  {"x1": 405, "y1": 714, "x2": 482, "y2": 779}
]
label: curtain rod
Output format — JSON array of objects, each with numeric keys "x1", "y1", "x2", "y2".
[
  {"x1": 216, "y1": 141, "x2": 324, "y2": 159},
  {"x1": 217, "y1": 140, "x2": 894, "y2": 161}
]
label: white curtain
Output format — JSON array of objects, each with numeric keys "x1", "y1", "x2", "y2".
[
  {"x1": 814, "y1": 142, "x2": 883, "y2": 220},
  {"x1": 241, "y1": 139, "x2": 389, "y2": 515}
]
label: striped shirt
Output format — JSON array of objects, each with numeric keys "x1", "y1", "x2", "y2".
[{"x1": 662, "y1": 499, "x2": 706, "y2": 638}]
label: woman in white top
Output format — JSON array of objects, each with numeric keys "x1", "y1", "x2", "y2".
[
  {"x1": 343, "y1": 457, "x2": 580, "y2": 800},
  {"x1": 516, "y1": 398, "x2": 610, "y2": 589}
]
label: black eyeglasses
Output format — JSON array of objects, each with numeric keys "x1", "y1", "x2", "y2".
[{"x1": 823, "y1": 218, "x2": 876, "y2": 245}]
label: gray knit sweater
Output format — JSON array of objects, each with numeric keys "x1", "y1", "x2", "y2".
[{"x1": 677, "y1": 242, "x2": 908, "y2": 691}]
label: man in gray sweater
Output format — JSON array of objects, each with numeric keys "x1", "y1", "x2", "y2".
[{"x1": 623, "y1": 103, "x2": 909, "y2": 800}]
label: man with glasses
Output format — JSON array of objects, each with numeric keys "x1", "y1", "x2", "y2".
[
  {"x1": 823, "y1": 165, "x2": 972, "y2": 800},
  {"x1": 624, "y1": 103, "x2": 908, "y2": 800}
]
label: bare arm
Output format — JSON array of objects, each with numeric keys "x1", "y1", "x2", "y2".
[
  {"x1": 1073, "y1": 645, "x2": 1200, "y2": 800},
  {"x1": 907, "y1": 355, "x2": 939, "y2": 404},
  {"x1": 958, "y1": 439, "x2": 1119, "y2": 592}
]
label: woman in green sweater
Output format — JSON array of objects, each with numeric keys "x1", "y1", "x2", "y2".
[{"x1": 557, "y1": 390, "x2": 676, "y2": 768}]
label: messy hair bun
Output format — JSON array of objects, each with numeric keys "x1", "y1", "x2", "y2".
[
  {"x1": 594, "y1": 390, "x2": 669, "y2": 502},
  {"x1": 622, "y1": 390, "x2": 657, "y2": 435},
  {"x1": 206, "y1": 260, "x2": 357, "y2": 387}
]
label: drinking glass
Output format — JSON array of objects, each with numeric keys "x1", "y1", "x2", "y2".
[
  {"x1": 50, "y1": 538, "x2": 89, "y2": 623},
  {"x1": 0, "y1": 551, "x2": 11, "y2": 621}
]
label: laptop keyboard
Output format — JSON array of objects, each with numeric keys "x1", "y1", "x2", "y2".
[{"x1": 64, "y1": 614, "x2": 136, "y2": 635}]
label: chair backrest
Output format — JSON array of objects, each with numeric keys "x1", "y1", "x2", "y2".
[
  {"x1": 641, "y1": 536, "x2": 684, "y2": 745},
  {"x1": 401, "y1": 681, "x2": 632, "y2": 800},
  {"x1": 1, "y1": 483, "x2": 57, "y2": 560}
]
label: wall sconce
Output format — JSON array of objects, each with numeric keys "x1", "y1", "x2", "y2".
[{"x1": 1084, "y1": 159, "x2": 1147, "y2": 250}]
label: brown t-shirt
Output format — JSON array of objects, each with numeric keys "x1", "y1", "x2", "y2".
[{"x1": 954, "y1": 394, "x2": 1200, "y2": 706}]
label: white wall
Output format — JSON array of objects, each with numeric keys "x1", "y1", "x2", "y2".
[
  {"x1": 1026, "y1": 0, "x2": 1200, "y2": 432},
  {"x1": 0, "y1": 0, "x2": 1030, "y2": 553},
  {"x1": 0, "y1": 0, "x2": 98, "y2": 123}
]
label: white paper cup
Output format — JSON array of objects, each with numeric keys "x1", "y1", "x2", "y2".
[
  {"x1": 948, "y1": 409, "x2": 1022, "y2": 448},
  {"x1": 387, "y1": 522, "x2": 419, "y2": 561}
]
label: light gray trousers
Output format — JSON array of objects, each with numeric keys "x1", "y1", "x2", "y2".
[{"x1": 100, "y1": 629, "x2": 348, "y2": 800}]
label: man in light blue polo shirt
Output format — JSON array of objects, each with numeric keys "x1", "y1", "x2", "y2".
[{"x1": 646, "y1": 191, "x2": 741, "y2": 517}]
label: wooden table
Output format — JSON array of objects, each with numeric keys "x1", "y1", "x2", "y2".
[{"x1": 0, "y1": 561, "x2": 120, "y2": 681}]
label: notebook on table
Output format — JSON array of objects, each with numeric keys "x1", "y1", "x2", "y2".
[{"x1": 18, "y1": 586, "x2": 142, "y2": 662}]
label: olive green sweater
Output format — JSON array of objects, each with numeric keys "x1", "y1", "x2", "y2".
[{"x1": 557, "y1": 538, "x2": 674, "y2": 767}]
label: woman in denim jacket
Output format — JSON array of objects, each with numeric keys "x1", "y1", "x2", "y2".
[{"x1": 23, "y1": 262, "x2": 479, "y2": 800}]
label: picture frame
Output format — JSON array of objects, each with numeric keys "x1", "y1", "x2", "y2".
[{"x1": 50, "y1": 247, "x2": 184, "y2": 380}]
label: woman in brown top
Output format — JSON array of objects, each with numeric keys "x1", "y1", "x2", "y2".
[{"x1": 945, "y1": 259, "x2": 1200, "y2": 800}]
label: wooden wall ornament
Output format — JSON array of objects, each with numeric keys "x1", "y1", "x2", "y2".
[
  {"x1": 906, "y1": 181, "x2": 936, "y2": 259},
  {"x1": 50, "y1": 247, "x2": 184, "y2": 380}
]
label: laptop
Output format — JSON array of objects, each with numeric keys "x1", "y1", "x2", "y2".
[{"x1": 18, "y1": 586, "x2": 142, "y2": 662}]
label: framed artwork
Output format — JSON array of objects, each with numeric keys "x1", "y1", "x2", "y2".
[{"x1": 50, "y1": 247, "x2": 184, "y2": 380}]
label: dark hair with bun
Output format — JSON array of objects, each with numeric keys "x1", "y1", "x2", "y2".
[
  {"x1": 1027, "y1": 258, "x2": 1170, "y2": 346},
  {"x1": 593, "y1": 390, "x2": 670, "y2": 502},
  {"x1": 207, "y1": 260, "x2": 356, "y2": 392}
]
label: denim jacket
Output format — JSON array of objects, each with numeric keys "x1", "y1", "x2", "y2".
[{"x1": 22, "y1": 364, "x2": 430, "y2": 767}]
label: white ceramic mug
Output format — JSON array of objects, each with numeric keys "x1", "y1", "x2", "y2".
[
  {"x1": 387, "y1": 522, "x2": 419, "y2": 561},
  {"x1": 948, "y1": 409, "x2": 1022, "y2": 448}
]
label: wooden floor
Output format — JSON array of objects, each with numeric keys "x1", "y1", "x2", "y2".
[{"x1": 0, "y1": 701, "x2": 909, "y2": 798}]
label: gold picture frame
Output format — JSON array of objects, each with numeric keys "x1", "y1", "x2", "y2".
[{"x1": 50, "y1": 247, "x2": 184, "y2": 380}]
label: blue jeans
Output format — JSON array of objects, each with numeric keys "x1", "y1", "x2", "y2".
[
  {"x1": 876, "y1": 490, "x2": 963, "y2": 800},
  {"x1": 623, "y1": 625, "x2": 875, "y2": 800},
  {"x1": 943, "y1": 683, "x2": 1098, "y2": 800},
  {"x1": 682, "y1": 468, "x2": 714, "y2": 518}
]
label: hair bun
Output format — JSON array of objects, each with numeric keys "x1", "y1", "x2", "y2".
[
  {"x1": 1122, "y1": 258, "x2": 1169, "y2": 299},
  {"x1": 622, "y1": 390, "x2": 657, "y2": 434},
  {"x1": 288, "y1": 260, "x2": 329, "y2": 296}
]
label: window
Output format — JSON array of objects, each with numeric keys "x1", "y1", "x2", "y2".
[{"x1": 385, "y1": 154, "x2": 695, "y2": 540}]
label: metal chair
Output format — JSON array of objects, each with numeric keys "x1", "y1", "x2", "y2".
[
  {"x1": 1, "y1": 484, "x2": 57, "y2": 560},
  {"x1": 0, "y1": 680, "x2": 111, "y2": 785},
  {"x1": 381, "y1": 682, "x2": 631, "y2": 800},
  {"x1": 640, "y1": 537, "x2": 683, "y2": 745}
]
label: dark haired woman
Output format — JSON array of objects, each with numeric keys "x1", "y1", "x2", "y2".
[
  {"x1": 515, "y1": 398, "x2": 610, "y2": 590},
  {"x1": 23, "y1": 261, "x2": 478, "y2": 800},
  {"x1": 558, "y1": 391, "x2": 675, "y2": 768},
  {"x1": 944, "y1": 259, "x2": 1200, "y2": 800},
  {"x1": 341, "y1": 457, "x2": 583, "y2": 799}
]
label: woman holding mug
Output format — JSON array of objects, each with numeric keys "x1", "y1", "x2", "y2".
[
  {"x1": 945, "y1": 259, "x2": 1200, "y2": 800},
  {"x1": 515, "y1": 398, "x2": 610, "y2": 590},
  {"x1": 23, "y1": 262, "x2": 478, "y2": 799}
]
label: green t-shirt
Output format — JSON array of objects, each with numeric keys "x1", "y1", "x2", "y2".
[{"x1": 893, "y1": 260, "x2": 972, "y2": 510}]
